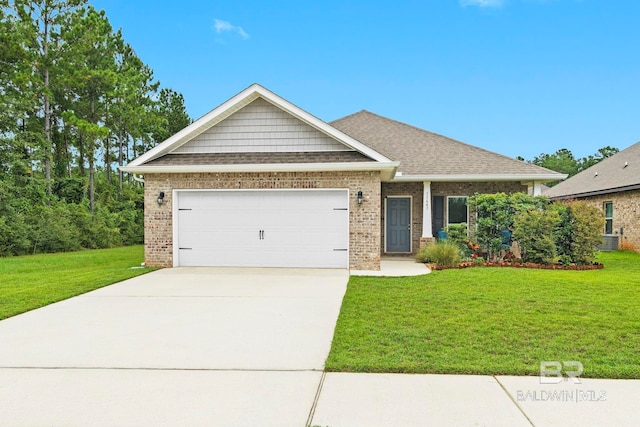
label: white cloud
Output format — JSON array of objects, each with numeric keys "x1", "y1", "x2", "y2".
[
  {"x1": 213, "y1": 19, "x2": 249, "y2": 39},
  {"x1": 460, "y1": 0, "x2": 505, "y2": 7}
]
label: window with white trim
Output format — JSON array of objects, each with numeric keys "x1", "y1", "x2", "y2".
[{"x1": 447, "y1": 196, "x2": 468, "y2": 225}]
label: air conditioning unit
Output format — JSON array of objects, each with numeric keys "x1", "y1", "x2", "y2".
[{"x1": 599, "y1": 235, "x2": 619, "y2": 252}]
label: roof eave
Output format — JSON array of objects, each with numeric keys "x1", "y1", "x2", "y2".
[
  {"x1": 389, "y1": 173, "x2": 567, "y2": 183},
  {"x1": 119, "y1": 161, "x2": 400, "y2": 180},
  {"x1": 548, "y1": 183, "x2": 640, "y2": 200}
]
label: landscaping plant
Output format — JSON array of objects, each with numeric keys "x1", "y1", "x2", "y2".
[
  {"x1": 445, "y1": 223, "x2": 473, "y2": 258},
  {"x1": 468, "y1": 192, "x2": 547, "y2": 260},
  {"x1": 513, "y1": 208, "x2": 560, "y2": 264},
  {"x1": 416, "y1": 241, "x2": 461, "y2": 267},
  {"x1": 468, "y1": 193, "x2": 603, "y2": 266}
]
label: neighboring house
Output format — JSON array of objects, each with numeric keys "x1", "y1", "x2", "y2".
[
  {"x1": 545, "y1": 141, "x2": 640, "y2": 250},
  {"x1": 121, "y1": 84, "x2": 564, "y2": 270}
]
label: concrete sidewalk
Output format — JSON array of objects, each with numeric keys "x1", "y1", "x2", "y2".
[
  {"x1": 350, "y1": 257, "x2": 431, "y2": 276},
  {"x1": 310, "y1": 373, "x2": 640, "y2": 427}
]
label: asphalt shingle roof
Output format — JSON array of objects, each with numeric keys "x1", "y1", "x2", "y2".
[
  {"x1": 330, "y1": 110, "x2": 560, "y2": 177},
  {"x1": 544, "y1": 141, "x2": 640, "y2": 198},
  {"x1": 145, "y1": 151, "x2": 373, "y2": 166}
]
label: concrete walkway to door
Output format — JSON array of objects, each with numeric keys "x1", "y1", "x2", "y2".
[{"x1": 0, "y1": 267, "x2": 348, "y2": 426}]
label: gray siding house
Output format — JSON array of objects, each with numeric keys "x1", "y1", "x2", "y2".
[{"x1": 121, "y1": 84, "x2": 564, "y2": 270}]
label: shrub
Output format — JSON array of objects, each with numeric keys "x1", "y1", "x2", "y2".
[
  {"x1": 567, "y1": 201, "x2": 604, "y2": 265},
  {"x1": 416, "y1": 241, "x2": 461, "y2": 267},
  {"x1": 513, "y1": 209, "x2": 560, "y2": 265},
  {"x1": 468, "y1": 192, "x2": 548, "y2": 260},
  {"x1": 552, "y1": 201, "x2": 603, "y2": 265},
  {"x1": 446, "y1": 223, "x2": 472, "y2": 258}
]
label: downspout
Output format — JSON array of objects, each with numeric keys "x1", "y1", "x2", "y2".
[{"x1": 132, "y1": 174, "x2": 145, "y2": 184}]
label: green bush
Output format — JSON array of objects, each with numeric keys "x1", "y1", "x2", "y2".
[
  {"x1": 553, "y1": 203, "x2": 573, "y2": 259},
  {"x1": 0, "y1": 171, "x2": 144, "y2": 257},
  {"x1": 446, "y1": 223, "x2": 472, "y2": 257},
  {"x1": 552, "y1": 201, "x2": 604, "y2": 265},
  {"x1": 416, "y1": 241, "x2": 461, "y2": 267},
  {"x1": 513, "y1": 209, "x2": 560, "y2": 264},
  {"x1": 468, "y1": 192, "x2": 548, "y2": 260},
  {"x1": 567, "y1": 201, "x2": 603, "y2": 264}
]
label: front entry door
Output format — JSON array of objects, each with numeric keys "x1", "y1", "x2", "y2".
[{"x1": 386, "y1": 197, "x2": 411, "y2": 252}]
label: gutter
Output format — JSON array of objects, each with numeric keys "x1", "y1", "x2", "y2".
[
  {"x1": 390, "y1": 173, "x2": 568, "y2": 183},
  {"x1": 119, "y1": 161, "x2": 400, "y2": 175},
  {"x1": 548, "y1": 183, "x2": 640, "y2": 200}
]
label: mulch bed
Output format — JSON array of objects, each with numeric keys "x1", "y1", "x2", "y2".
[{"x1": 427, "y1": 261, "x2": 604, "y2": 271}]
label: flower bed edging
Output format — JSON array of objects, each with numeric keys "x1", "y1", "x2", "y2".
[{"x1": 426, "y1": 262, "x2": 604, "y2": 271}]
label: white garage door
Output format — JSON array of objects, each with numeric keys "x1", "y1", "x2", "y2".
[{"x1": 175, "y1": 190, "x2": 349, "y2": 268}]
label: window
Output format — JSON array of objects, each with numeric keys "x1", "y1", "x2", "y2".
[
  {"x1": 447, "y1": 196, "x2": 468, "y2": 225},
  {"x1": 604, "y1": 202, "x2": 613, "y2": 234}
]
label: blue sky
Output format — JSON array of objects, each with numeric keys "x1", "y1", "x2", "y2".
[{"x1": 91, "y1": 0, "x2": 640, "y2": 160}]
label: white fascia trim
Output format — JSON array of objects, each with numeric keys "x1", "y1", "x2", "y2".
[
  {"x1": 127, "y1": 84, "x2": 393, "y2": 167},
  {"x1": 120, "y1": 161, "x2": 400, "y2": 175},
  {"x1": 390, "y1": 173, "x2": 568, "y2": 182}
]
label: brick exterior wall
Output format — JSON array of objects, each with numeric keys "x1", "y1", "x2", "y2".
[
  {"x1": 577, "y1": 189, "x2": 640, "y2": 250},
  {"x1": 383, "y1": 181, "x2": 529, "y2": 254},
  {"x1": 144, "y1": 171, "x2": 381, "y2": 270}
]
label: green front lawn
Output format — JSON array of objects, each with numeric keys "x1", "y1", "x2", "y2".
[
  {"x1": 326, "y1": 251, "x2": 640, "y2": 378},
  {"x1": 0, "y1": 245, "x2": 154, "y2": 320}
]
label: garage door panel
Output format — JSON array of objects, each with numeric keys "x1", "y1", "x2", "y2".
[{"x1": 175, "y1": 190, "x2": 349, "y2": 268}]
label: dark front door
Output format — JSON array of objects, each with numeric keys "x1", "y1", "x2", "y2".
[
  {"x1": 386, "y1": 197, "x2": 411, "y2": 252},
  {"x1": 432, "y1": 196, "x2": 444, "y2": 237}
]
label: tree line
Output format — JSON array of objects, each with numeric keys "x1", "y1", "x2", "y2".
[
  {"x1": 518, "y1": 146, "x2": 619, "y2": 186},
  {"x1": 0, "y1": 0, "x2": 190, "y2": 256}
]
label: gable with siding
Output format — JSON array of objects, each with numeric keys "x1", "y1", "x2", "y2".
[{"x1": 173, "y1": 98, "x2": 351, "y2": 154}]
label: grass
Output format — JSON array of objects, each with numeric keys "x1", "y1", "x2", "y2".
[
  {"x1": 326, "y1": 251, "x2": 640, "y2": 379},
  {"x1": 0, "y1": 245, "x2": 154, "y2": 320}
]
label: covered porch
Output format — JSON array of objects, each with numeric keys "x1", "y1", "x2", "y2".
[{"x1": 380, "y1": 180, "x2": 546, "y2": 255}]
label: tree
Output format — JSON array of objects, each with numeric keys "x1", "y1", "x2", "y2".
[
  {"x1": 0, "y1": 1, "x2": 188, "y2": 256},
  {"x1": 152, "y1": 88, "x2": 191, "y2": 145},
  {"x1": 532, "y1": 148, "x2": 579, "y2": 178},
  {"x1": 109, "y1": 36, "x2": 160, "y2": 190},
  {"x1": 9, "y1": 0, "x2": 86, "y2": 187},
  {"x1": 58, "y1": 5, "x2": 116, "y2": 211},
  {"x1": 578, "y1": 146, "x2": 619, "y2": 172},
  {"x1": 525, "y1": 146, "x2": 620, "y2": 186}
]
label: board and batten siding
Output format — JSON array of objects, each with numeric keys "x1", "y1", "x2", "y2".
[{"x1": 174, "y1": 98, "x2": 351, "y2": 154}]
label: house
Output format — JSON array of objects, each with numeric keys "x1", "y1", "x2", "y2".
[
  {"x1": 544, "y1": 141, "x2": 640, "y2": 250},
  {"x1": 121, "y1": 84, "x2": 564, "y2": 270}
]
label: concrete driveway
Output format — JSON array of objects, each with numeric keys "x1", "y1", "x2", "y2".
[{"x1": 0, "y1": 267, "x2": 348, "y2": 426}]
